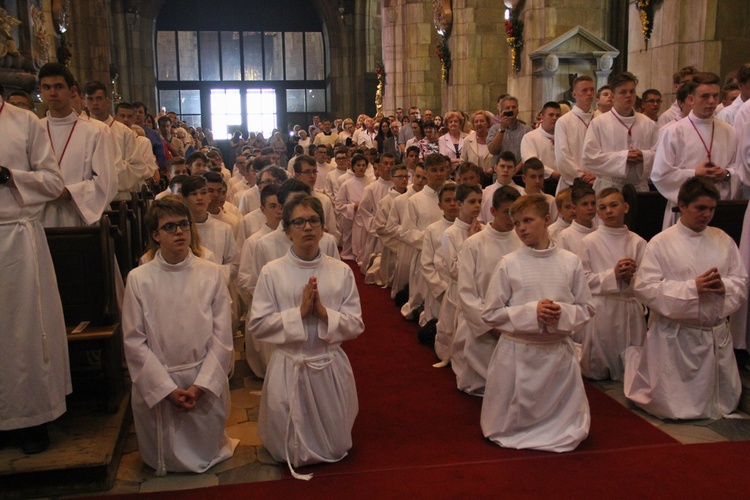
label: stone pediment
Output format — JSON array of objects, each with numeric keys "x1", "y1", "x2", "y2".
[{"x1": 529, "y1": 26, "x2": 619, "y2": 60}]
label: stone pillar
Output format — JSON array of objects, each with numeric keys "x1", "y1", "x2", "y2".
[
  {"x1": 442, "y1": 0, "x2": 508, "y2": 115},
  {"x1": 627, "y1": 0, "x2": 750, "y2": 110},
  {"x1": 507, "y1": 0, "x2": 609, "y2": 123},
  {"x1": 382, "y1": 0, "x2": 442, "y2": 115},
  {"x1": 68, "y1": 0, "x2": 111, "y2": 86}
]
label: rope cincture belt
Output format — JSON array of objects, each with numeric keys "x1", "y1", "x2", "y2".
[{"x1": 278, "y1": 349, "x2": 336, "y2": 481}]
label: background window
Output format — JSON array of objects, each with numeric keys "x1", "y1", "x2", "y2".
[
  {"x1": 157, "y1": 32, "x2": 177, "y2": 81},
  {"x1": 243, "y1": 31, "x2": 263, "y2": 81},
  {"x1": 284, "y1": 32, "x2": 304, "y2": 81},
  {"x1": 246, "y1": 89, "x2": 277, "y2": 138},
  {"x1": 210, "y1": 89, "x2": 242, "y2": 139},
  {"x1": 263, "y1": 32, "x2": 283, "y2": 81},
  {"x1": 199, "y1": 32, "x2": 220, "y2": 81},
  {"x1": 286, "y1": 89, "x2": 305, "y2": 113},
  {"x1": 221, "y1": 31, "x2": 241, "y2": 81},
  {"x1": 305, "y1": 32, "x2": 324, "y2": 81},
  {"x1": 306, "y1": 89, "x2": 326, "y2": 112},
  {"x1": 177, "y1": 31, "x2": 199, "y2": 80}
]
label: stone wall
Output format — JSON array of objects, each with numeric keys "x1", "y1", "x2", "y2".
[
  {"x1": 627, "y1": 0, "x2": 750, "y2": 110},
  {"x1": 508, "y1": 0, "x2": 610, "y2": 123}
]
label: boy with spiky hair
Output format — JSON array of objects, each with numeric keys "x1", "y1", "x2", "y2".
[
  {"x1": 548, "y1": 188, "x2": 575, "y2": 241},
  {"x1": 481, "y1": 194, "x2": 594, "y2": 452},
  {"x1": 556, "y1": 183, "x2": 596, "y2": 257}
]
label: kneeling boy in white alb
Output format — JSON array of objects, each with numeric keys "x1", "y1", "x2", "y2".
[{"x1": 481, "y1": 194, "x2": 594, "y2": 452}]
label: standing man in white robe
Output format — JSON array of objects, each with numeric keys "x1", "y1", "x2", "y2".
[
  {"x1": 0, "y1": 94, "x2": 69, "y2": 454},
  {"x1": 355, "y1": 153, "x2": 394, "y2": 273},
  {"x1": 456, "y1": 186, "x2": 522, "y2": 395},
  {"x1": 481, "y1": 194, "x2": 594, "y2": 452},
  {"x1": 400, "y1": 153, "x2": 448, "y2": 319},
  {"x1": 657, "y1": 66, "x2": 699, "y2": 128},
  {"x1": 624, "y1": 177, "x2": 747, "y2": 419},
  {"x1": 520, "y1": 101, "x2": 561, "y2": 181},
  {"x1": 335, "y1": 153, "x2": 372, "y2": 260},
  {"x1": 582, "y1": 72, "x2": 658, "y2": 193},
  {"x1": 294, "y1": 154, "x2": 340, "y2": 244},
  {"x1": 123, "y1": 197, "x2": 237, "y2": 475},
  {"x1": 555, "y1": 75, "x2": 597, "y2": 191},
  {"x1": 373, "y1": 164, "x2": 409, "y2": 287},
  {"x1": 717, "y1": 63, "x2": 750, "y2": 126},
  {"x1": 652, "y1": 72, "x2": 737, "y2": 229},
  {"x1": 38, "y1": 63, "x2": 117, "y2": 227},
  {"x1": 249, "y1": 195, "x2": 364, "y2": 479},
  {"x1": 479, "y1": 152, "x2": 526, "y2": 224},
  {"x1": 114, "y1": 102, "x2": 157, "y2": 194}
]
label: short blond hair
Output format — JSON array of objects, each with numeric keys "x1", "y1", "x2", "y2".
[{"x1": 509, "y1": 194, "x2": 549, "y2": 218}]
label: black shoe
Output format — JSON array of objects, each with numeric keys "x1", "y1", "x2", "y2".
[{"x1": 21, "y1": 424, "x2": 50, "y2": 454}]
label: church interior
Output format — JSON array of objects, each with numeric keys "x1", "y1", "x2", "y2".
[{"x1": 3, "y1": 0, "x2": 750, "y2": 497}]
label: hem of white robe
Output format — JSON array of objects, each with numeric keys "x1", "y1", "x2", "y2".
[{"x1": 0, "y1": 403, "x2": 67, "y2": 430}]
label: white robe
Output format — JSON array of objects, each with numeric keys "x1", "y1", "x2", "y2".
[
  {"x1": 41, "y1": 111, "x2": 117, "y2": 226},
  {"x1": 548, "y1": 217, "x2": 571, "y2": 241},
  {"x1": 401, "y1": 186, "x2": 443, "y2": 317},
  {"x1": 122, "y1": 251, "x2": 237, "y2": 475},
  {"x1": 556, "y1": 220, "x2": 596, "y2": 258},
  {"x1": 657, "y1": 101, "x2": 681, "y2": 129},
  {"x1": 481, "y1": 244, "x2": 594, "y2": 452},
  {"x1": 0, "y1": 98, "x2": 70, "y2": 430},
  {"x1": 355, "y1": 177, "x2": 392, "y2": 273},
  {"x1": 519, "y1": 127, "x2": 557, "y2": 179},
  {"x1": 238, "y1": 185, "x2": 260, "y2": 216},
  {"x1": 455, "y1": 225, "x2": 521, "y2": 395},
  {"x1": 195, "y1": 215, "x2": 239, "y2": 283},
  {"x1": 624, "y1": 221, "x2": 747, "y2": 419},
  {"x1": 554, "y1": 105, "x2": 594, "y2": 191},
  {"x1": 387, "y1": 187, "x2": 416, "y2": 299},
  {"x1": 230, "y1": 179, "x2": 253, "y2": 207},
  {"x1": 105, "y1": 116, "x2": 152, "y2": 200},
  {"x1": 582, "y1": 109, "x2": 658, "y2": 192},
  {"x1": 249, "y1": 250, "x2": 364, "y2": 472},
  {"x1": 235, "y1": 208, "x2": 266, "y2": 247},
  {"x1": 213, "y1": 207, "x2": 241, "y2": 239},
  {"x1": 480, "y1": 181, "x2": 525, "y2": 224},
  {"x1": 435, "y1": 218, "x2": 474, "y2": 363},
  {"x1": 335, "y1": 175, "x2": 371, "y2": 260},
  {"x1": 314, "y1": 191, "x2": 341, "y2": 245},
  {"x1": 716, "y1": 94, "x2": 746, "y2": 126},
  {"x1": 315, "y1": 162, "x2": 332, "y2": 192},
  {"x1": 420, "y1": 217, "x2": 453, "y2": 327},
  {"x1": 324, "y1": 168, "x2": 349, "y2": 200},
  {"x1": 374, "y1": 188, "x2": 401, "y2": 286},
  {"x1": 579, "y1": 226, "x2": 647, "y2": 381},
  {"x1": 652, "y1": 112, "x2": 737, "y2": 228}
]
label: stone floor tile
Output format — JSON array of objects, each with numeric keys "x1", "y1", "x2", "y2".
[
  {"x1": 230, "y1": 388, "x2": 261, "y2": 409},
  {"x1": 121, "y1": 432, "x2": 139, "y2": 455},
  {"x1": 205, "y1": 445, "x2": 258, "y2": 475},
  {"x1": 104, "y1": 479, "x2": 142, "y2": 495},
  {"x1": 257, "y1": 446, "x2": 279, "y2": 465},
  {"x1": 226, "y1": 406, "x2": 249, "y2": 426},
  {"x1": 659, "y1": 423, "x2": 729, "y2": 444},
  {"x1": 226, "y1": 421, "x2": 263, "y2": 446},
  {"x1": 115, "y1": 451, "x2": 153, "y2": 483},
  {"x1": 218, "y1": 462, "x2": 281, "y2": 485},
  {"x1": 706, "y1": 417, "x2": 750, "y2": 441},
  {"x1": 139, "y1": 473, "x2": 219, "y2": 493}
]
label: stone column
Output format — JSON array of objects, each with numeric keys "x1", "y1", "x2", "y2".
[
  {"x1": 68, "y1": 0, "x2": 111, "y2": 86},
  {"x1": 442, "y1": 0, "x2": 508, "y2": 115}
]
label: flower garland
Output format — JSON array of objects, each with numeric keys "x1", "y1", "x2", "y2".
[
  {"x1": 504, "y1": 13, "x2": 524, "y2": 73},
  {"x1": 374, "y1": 59, "x2": 385, "y2": 85},
  {"x1": 374, "y1": 59, "x2": 385, "y2": 115},
  {"x1": 636, "y1": 0, "x2": 658, "y2": 48},
  {"x1": 436, "y1": 35, "x2": 451, "y2": 82}
]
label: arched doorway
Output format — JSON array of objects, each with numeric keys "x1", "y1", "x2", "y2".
[{"x1": 155, "y1": 0, "x2": 329, "y2": 139}]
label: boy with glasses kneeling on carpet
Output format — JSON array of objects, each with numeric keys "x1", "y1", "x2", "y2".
[{"x1": 481, "y1": 194, "x2": 594, "y2": 452}]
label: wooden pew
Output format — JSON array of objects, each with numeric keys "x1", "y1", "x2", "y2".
[
  {"x1": 104, "y1": 202, "x2": 134, "y2": 278},
  {"x1": 709, "y1": 200, "x2": 747, "y2": 247},
  {"x1": 45, "y1": 215, "x2": 125, "y2": 412},
  {"x1": 622, "y1": 184, "x2": 668, "y2": 241}
]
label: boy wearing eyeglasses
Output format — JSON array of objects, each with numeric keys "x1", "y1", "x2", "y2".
[{"x1": 122, "y1": 196, "x2": 238, "y2": 475}]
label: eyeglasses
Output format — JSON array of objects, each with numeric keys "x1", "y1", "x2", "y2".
[
  {"x1": 290, "y1": 217, "x2": 322, "y2": 229},
  {"x1": 157, "y1": 220, "x2": 192, "y2": 234},
  {"x1": 258, "y1": 179, "x2": 279, "y2": 187},
  {"x1": 392, "y1": 174, "x2": 408, "y2": 179},
  {"x1": 299, "y1": 169, "x2": 317, "y2": 175}
]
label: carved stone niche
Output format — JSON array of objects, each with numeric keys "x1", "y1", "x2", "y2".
[{"x1": 528, "y1": 26, "x2": 619, "y2": 112}]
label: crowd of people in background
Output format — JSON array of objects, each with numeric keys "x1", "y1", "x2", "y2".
[{"x1": 3, "y1": 60, "x2": 750, "y2": 477}]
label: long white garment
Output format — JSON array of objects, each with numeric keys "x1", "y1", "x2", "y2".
[
  {"x1": 420, "y1": 217, "x2": 453, "y2": 326},
  {"x1": 213, "y1": 207, "x2": 241, "y2": 239},
  {"x1": 230, "y1": 179, "x2": 252, "y2": 207},
  {"x1": 548, "y1": 217, "x2": 571, "y2": 241},
  {"x1": 130, "y1": 135, "x2": 158, "y2": 192},
  {"x1": 235, "y1": 208, "x2": 266, "y2": 247},
  {"x1": 455, "y1": 225, "x2": 521, "y2": 395},
  {"x1": 387, "y1": 187, "x2": 416, "y2": 299},
  {"x1": 435, "y1": 219, "x2": 472, "y2": 363},
  {"x1": 582, "y1": 109, "x2": 658, "y2": 192},
  {"x1": 41, "y1": 111, "x2": 117, "y2": 226},
  {"x1": 556, "y1": 220, "x2": 596, "y2": 258},
  {"x1": 335, "y1": 175, "x2": 371, "y2": 260},
  {"x1": 657, "y1": 101, "x2": 681, "y2": 129},
  {"x1": 313, "y1": 190, "x2": 341, "y2": 245},
  {"x1": 652, "y1": 112, "x2": 737, "y2": 228},
  {"x1": 238, "y1": 185, "x2": 260, "y2": 216},
  {"x1": 554, "y1": 105, "x2": 593, "y2": 191},
  {"x1": 624, "y1": 221, "x2": 747, "y2": 419},
  {"x1": 0, "y1": 98, "x2": 70, "y2": 430},
  {"x1": 105, "y1": 116, "x2": 149, "y2": 200},
  {"x1": 374, "y1": 188, "x2": 401, "y2": 286},
  {"x1": 480, "y1": 244, "x2": 594, "y2": 452},
  {"x1": 579, "y1": 226, "x2": 647, "y2": 381},
  {"x1": 520, "y1": 127, "x2": 557, "y2": 178},
  {"x1": 355, "y1": 177, "x2": 392, "y2": 273},
  {"x1": 716, "y1": 94, "x2": 746, "y2": 126},
  {"x1": 122, "y1": 252, "x2": 237, "y2": 475},
  {"x1": 733, "y1": 98, "x2": 750, "y2": 139},
  {"x1": 249, "y1": 250, "x2": 364, "y2": 471},
  {"x1": 315, "y1": 162, "x2": 332, "y2": 192},
  {"x1": 324, "y1": 168, "x2": 349, "y2": 200},
  {"x1": 195, "y1": 215, "x2": 240, "y2": 283},
  {"x1": 401, "y1": 186, "x2": 443, "y2": 317},
  {"x1": 480, "y1": 181, "x2": 525, "y2": 224}
]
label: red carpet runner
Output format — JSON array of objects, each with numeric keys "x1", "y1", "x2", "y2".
[{"x1": 117, "y1": 263, "x2": 750, "y2": 497}]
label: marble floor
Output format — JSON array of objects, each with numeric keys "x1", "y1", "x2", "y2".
[{"x1": 59, "y1": 334, "x2": 750, "y2": 497}]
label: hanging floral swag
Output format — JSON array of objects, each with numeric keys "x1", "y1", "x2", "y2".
[
  {"x1": 504, "y1": 13, "x2": 523, "y2": 73},
  {"x1": 436, "y1": 35, "x2": 451, "y2": 83},
  {"x1": 636, "y1": 0, "x2": 661, "y2": 48}
]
